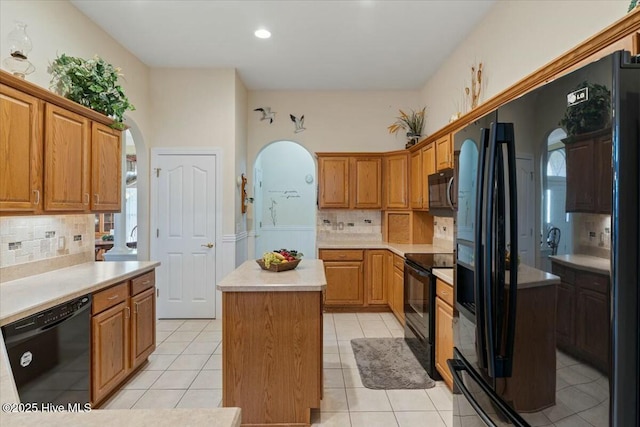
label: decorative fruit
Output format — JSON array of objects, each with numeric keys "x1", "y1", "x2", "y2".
[{"x1": 262, "y1": 249, "x2": 303, "y2": 268}]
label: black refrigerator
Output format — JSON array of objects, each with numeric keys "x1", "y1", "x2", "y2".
[{"x1": 450, "y1": 51, "x2": 639, "y2": 426}]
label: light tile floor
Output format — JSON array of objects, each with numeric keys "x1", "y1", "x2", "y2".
[{"x1": 103, "y1": 312, "x2": 453, "y2": 426}]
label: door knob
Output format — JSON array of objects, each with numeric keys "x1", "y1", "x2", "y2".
[{"x1": 201, "y1": 243, "x2": 214, "y2": 248}]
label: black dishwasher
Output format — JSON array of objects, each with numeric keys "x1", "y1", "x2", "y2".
[{"x1": 2, "y1": 294, "x2": 92, "y2": 407}]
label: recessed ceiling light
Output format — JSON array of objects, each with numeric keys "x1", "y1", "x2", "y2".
[{"x1": 254, "y1": 29, "x2": 271, "y2": 39}]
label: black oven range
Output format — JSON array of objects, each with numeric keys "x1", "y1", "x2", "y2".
[{"x1": 403, "y1": 252, "x2": 455, "y2": 381}]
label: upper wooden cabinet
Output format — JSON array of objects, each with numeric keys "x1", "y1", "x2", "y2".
[
  {"x1": 318, "y1": 156, "x2": 350, "y2": 208},
  {"x1": 409, "y1": 143, "x2": 435, "y2": 210},
  {"x1": 352, "y1": 157, "x2": 382, "y2": 209},
  {"x1": 0, "y1": 84, "x2": 43, "y2": 212},
  {"x1": 435, "y1": 134, "x2": 453, "y2": 171},
  {"x1": 44, "y1": 104, "x2": 91, "y2": 211},
  {"x1": 317, "y1": 154, "x2": 382, "y2": 209},
  {"x1": 383, "y1": 152, "x2": 409, "y2": 210},
  {"x1": 564, "y1": 128, "x2": 611, "y2": 214},
  {"x1": 92, "y1": 123, "x2": 122, "y2": 211},
  {"x1": 0, "y1": 70, "x2": 123, "y2": 215}
]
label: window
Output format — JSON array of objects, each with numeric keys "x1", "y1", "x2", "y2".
[{"x1": 547, "y1": 149, "x2": 566, "y2": 177}]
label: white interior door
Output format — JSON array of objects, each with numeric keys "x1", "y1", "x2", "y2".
[
  {"x1": 516, "y1": 157, "x2": 535, "y2": 267},
  {"x1": 151, "y1": 150, "x2": 218, "y2": 318}
]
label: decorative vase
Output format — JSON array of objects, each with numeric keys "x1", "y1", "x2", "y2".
[{"x1": 2, "y1": 21, "x2": 35, "y2": 78}]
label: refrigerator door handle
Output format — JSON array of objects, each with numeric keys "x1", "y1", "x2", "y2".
[
  {"x1": 448, "y1": 351, "x2": 529, "y2": 427},
  {"x1": 502, "y1": 123, "x2": 519, "y2": 378},
  {"x1": 474, "y1": 127, "x2": 490, "y2": 369},
  {"x1": 483, "y1": 122, "x2": 499, "y2": 378}
]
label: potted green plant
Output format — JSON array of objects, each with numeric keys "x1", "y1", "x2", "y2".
[
  {"x1": 48, "y1": 54, "x2": 135, "y2": 129},
  {"x1": 559, "y1": 81, "x2": 610, "y2": 138},
  {"x1": 388, "y1": 107, "x2": 426, "y2": 148}
]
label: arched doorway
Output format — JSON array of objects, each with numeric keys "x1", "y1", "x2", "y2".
[
  {"x1": 102, "y1": 116, "x2": 148, "y2": 261},
  {"x1": 253, "y1": 141, "x2": 316, "y2": 258},
  {"x1": 541, "y1": 128, "x2": 572, "y2": 271}
]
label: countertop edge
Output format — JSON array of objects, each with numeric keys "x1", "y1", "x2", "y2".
[
  {"x1": 0, "y1": 407, "x2": 242, "y2": 427},
  {"x1": 432, "y1": 268, "x2": 454, "y2": 285},
  {"x1": 0, "y1": 261, "x2": 160, "y2": 326},
  {"x1": 317, "y1": 241, "x2": 454, "y2": 257},
  {"x1": 217, "y1": 284, "x2": 327, "y2": 292},
  {"x1": 549, "y1": 255, "x2": 610, "y2": 275}
]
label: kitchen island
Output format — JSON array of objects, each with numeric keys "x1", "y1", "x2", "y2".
[{"x1": 216, "y1": 260, "x2": 326, "y2": 427}]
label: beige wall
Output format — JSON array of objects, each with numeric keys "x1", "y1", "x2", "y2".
[
  {"x1": 0, "y1": 0, "x2": 151, "y2": 140},
  {"x1": 420, "y1": 0, "x2": 630, "y2": 134},
  {"x1": 149, "y1": 68, "x2": 240, "y2": 235},
  {"x1": 235, "y1": 71, "x2": 249, "y2": 235}
]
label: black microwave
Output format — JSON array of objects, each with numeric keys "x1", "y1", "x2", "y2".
[{"x1": 428, "y1": 168, "x2": 455, "y2": 216}]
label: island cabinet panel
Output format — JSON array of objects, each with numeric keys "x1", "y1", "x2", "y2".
[
  {"x1": 44, "y1": 103, "x2": 91, "y2": 211},
  {"x1": 0, "y1": 84, "x2": 43, "y2": 212},
  {"x1": 223, "y1": 291, "x2": 322, "y2": 426}
]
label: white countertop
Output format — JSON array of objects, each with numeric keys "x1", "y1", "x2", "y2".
[
  {"x1": 216, "y1": 259, "x2": 327, "y2": 292},
  {"x1": 506, "y1": 263, "x2": 560, "y2": 289},
  {"x1": 0, "y1": 408, "x2": 241, "y2": 427},
  {"x1": 433, "y1": 268, "x2": 454, "y2": 285},
  {"x1": 317, "y1": 240, "x2": 453, "y2": 257},
  {"x1": 0, "y1": 261, "x2": 160, "y2": 326},
  {"x1": 549, "y1": 254, "x2": 610, "y2": 275}
]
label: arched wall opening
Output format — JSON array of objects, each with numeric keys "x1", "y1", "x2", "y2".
[{"x1": 252, "y1": 140, "x2": 317, "y2": 258}]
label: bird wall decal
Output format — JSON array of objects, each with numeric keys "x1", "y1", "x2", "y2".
[
  {"x1": 253, "y1": 107, "x2": 276, "y2": 123},
  {"x1": 290, "y1": 114, "x2": 306, "y2": 133}
]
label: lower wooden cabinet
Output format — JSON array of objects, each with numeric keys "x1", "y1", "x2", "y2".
[
  {"x1": 552, "y1": 261, "x2": 609, "y2": 373},
  {"x1": 435, "y1": 279, "x2": 454, "y2": 390},
  {"x1": 320, "y1": 249, "x2": 394, "y2": 309},
  {"x1": 322, "y1": 259, "x2": 364, "y2": 306},
  {"x1": 365, "y1": 250, "x2": 389, "y2": 305},
  {"x1": 131, "y1": 287, "x2": 156, "y2": 369},
  {"x1": 92, "y1": 301, "x2": 130, "y2": 403},
  {"x1": 91, "y1": 269, "x2": 156, "y2": 406},
  {"x1": 390, "y1": 254, "x2": 405, "y2": 325}
]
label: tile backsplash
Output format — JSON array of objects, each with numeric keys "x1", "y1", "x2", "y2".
[
  {"x1": 317, "y1": 210, "x2": 382, "y2": 241},
  {"x1": 572, "y1": 212, "x2": 611, "y2": 258},
  {"x1": 433, "y1": 216, "x2": 454, "y2": 251},
  {"x1": 0, "y1": 215, "x2": 94, "y2": 281}
]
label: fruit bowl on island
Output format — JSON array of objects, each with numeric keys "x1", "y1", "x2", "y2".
[{"x1": 257, "y1": 249, "x2": 303, "y2": 272}]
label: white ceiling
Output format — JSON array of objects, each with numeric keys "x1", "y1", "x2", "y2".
[{"x1": 70, "y1": 0, "x2": 496, "y2": 91}]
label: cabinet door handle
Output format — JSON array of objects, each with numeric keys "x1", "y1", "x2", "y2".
[
  {"x1": 440, "y1": 291, "x2": 448, "y2": 296},
  {"x1": 33, "y1": 190, "x2": 40, "y2": 205},
  {"x1": 107, "y1": 294, "x2": 119, "y2": 300},
  {"x1": 126, "y1": 306, "x2": 130, "y2": 319},
  {"x1": 134, "y1": 302, "x2": 139, "y2": 314},
  {"x1": 84, "y1": 193, "x2": 89, "y2": 205},
  {"x1": 94, "y1": 194, "x2": 100, "y2": 204},
  {"x1": 141, "y1": 280, "x2": 151, "y2": 285}
]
